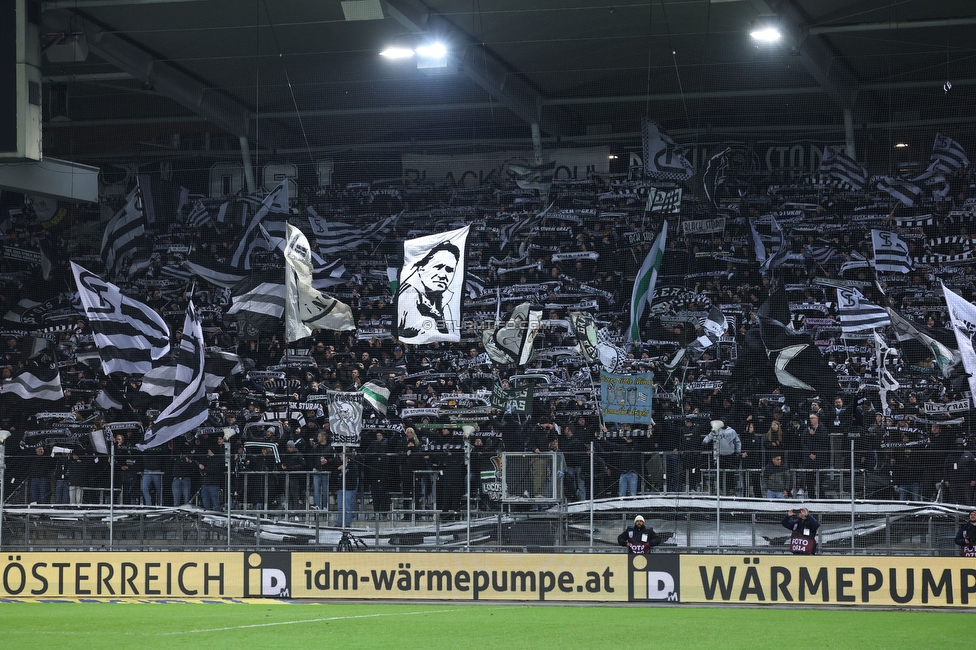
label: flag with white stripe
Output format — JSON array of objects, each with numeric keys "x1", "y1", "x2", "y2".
[
  {"x1": 874, "y1": 176, "x2": 921, "y2": 207},
  {"x1": 749, "y1": 219, "x2": 766, "y2": 267},
  {"x1": 499, "y1": 203, "x2": 553, "y2": 251},
  {"x1": 628, "y1": 220, "x2": 667, "y2": 343},
  {"x1": 225, "y1": 270, "x2": 286, "y2": 339},
  {"x1": 836, "y1": 287, "x2": 891, "y2": 333},
  {"x1": 760, "y1": 215, "x2": 789, "y2": 274},
  {"x1": 307, "y1": 211, "x2": 398, "y2": 256},
  {"x1": 360, "y1": 380, "x2": 390, "y2": 415},
  {"x1": 804, "y1": 244, "x2": 836, "y2": 266},
  {"x1": 230, "y1": 182, "x2": 288, "y2": 269},
  {"x1": 0, "y1": 362, "x2": 63, "y2": 401},
  {"x1": 101, "y1": 187, "x2": 151, "y2": 277},
  {"x1": 71, "y1": 262, "x2": 171, "y2": 375},
  {"x1": 820, "y1": 147, "x2": 867, "y2": 190},
  {"x1": 138, "y1": 301, "x2": 208, "y2": 449},
  {"x1": 871, "y1": 230, "x2": 913, "y2": 274},
  {"x1": 886, "y1": 306, "x2": 959, "y2": 378},
  {"x1": 874, "y1": 331, "x2": 899, "y2": 415},
  {"x1": 930, "y1": 133, "x2": 969, "y2": 174},
  {"x1": 139, "y1": 349, "x2": 243, "y2": 396},
  {"x1": 942, "y1": 283, "x2": 976, "y2": 400},
  {"x1": 283, "y1": 223, "x2": 355, "y2": 342},
  {"x1": 185, "y1": 199, "x2": 212, "y2": 228}
]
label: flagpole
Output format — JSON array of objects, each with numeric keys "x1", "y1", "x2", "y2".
[
  {"x1": 109, "y1": 439, "x2": 115, "y2": 551},
  {"x1": 341, "y1": 444, "x2": 347, "y2": 532}
]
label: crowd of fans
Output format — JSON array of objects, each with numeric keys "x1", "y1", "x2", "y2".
[{"x1": 1, "y1": 153, "x2": 976, "y2": 515}]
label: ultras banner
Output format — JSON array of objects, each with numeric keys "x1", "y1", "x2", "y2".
[{"x1": 395, "y1": 225, "x2": 470, "y2": 345}]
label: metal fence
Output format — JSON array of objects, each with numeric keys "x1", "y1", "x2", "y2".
[{"x1": 1, "y1": 449, "x2": 972, "y2": 554}]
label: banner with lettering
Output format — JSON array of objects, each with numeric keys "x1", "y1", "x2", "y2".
[{"x1": 600, "y1": 371, "x2": 654, "y2": 424}]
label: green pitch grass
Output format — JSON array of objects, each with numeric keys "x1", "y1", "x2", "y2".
[{"x1": 0, "y1": 601, "x2": 969, "y2": 649}]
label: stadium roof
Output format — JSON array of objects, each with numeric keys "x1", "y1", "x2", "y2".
[{"x1": 36, "y1": 0, "x2": 976, "y2": 162}]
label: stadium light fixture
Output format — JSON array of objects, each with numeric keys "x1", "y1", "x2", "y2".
[
  {"x1": 750, "y1": 27, "x2": 781, "y2": 43},
  {"x1": 415, "y1": 42, "x2": 447, "y2": 59},
  {"x1": 379, "y1": 45, "x2": 415, "y2": 59},
  {"x1": 894, "y1": 142, "x2": 909, "y2": 149}
]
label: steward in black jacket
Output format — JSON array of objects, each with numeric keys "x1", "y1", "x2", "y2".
[{"x1": 617, "y1": 515, "x2": 662, "y2": 553}]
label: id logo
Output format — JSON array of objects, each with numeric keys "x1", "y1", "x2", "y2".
[
  {"x1": 628, "y1": 553, "x2": 679, "y2": 602},
  {"x1": 244, "y1": 552, "x2": 291, "y2": 598}
]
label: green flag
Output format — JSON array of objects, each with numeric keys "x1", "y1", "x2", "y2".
[{"x1": 628, "y1": 221, "x2": 668, "y2": 343}]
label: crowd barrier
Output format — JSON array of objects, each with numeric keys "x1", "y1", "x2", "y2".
[{"x1": 1, "y1": 551, "x2": 974, "y2": 607}]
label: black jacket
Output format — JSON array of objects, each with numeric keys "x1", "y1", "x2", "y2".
[
  {"x1": 617, "y1": 524, "x2": 662, "y2": 553},
  {"x1": 955, "y1": 520, "x2": 976, "y2": 549}
]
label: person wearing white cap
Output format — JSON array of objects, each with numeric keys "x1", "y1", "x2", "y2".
[
  {"x1": 702, "y1": 420, "x2": 742, "y2": 496},
  {"x1": 617, "y1": 514, "x2": 662, "y2": 554}
]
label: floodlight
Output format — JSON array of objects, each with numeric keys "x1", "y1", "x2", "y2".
[
  {"x1": 750, "y1": 27, "x2": 781, "y2": 42},
  {"x1": 379, "y1": 46, "x2": 415, "y2": 59},
  {"x1": 415, "y1": 42, "x2": 447, "y2": 58}
]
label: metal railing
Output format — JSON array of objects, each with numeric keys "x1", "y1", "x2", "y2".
[{"x1": 1, "y1": 449, "x2": 971, "y2": 554}]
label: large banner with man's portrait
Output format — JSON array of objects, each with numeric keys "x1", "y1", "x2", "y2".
[{"x1": 395, "y1": 225, "x2": 470, "y2": 345}]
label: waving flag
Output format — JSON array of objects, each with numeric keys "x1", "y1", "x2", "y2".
[
  {"x1": 307, "y1": 209, "x2": 397, "y2": 255},
  {"x1": 871, "y1": 229, "x2": 913, "y2": 274},
  {"x1": 837, "y1": 287, "x2": 891, "y2": 333},
  {"x1": 874, "y1": 176, "x2": 922, "y2": 207},
  {"x1": 101, "y1": 186, "x2": 151, "y2": 277},
  {"x1": 819, "y1": 147, "x2": 867, "y2": 190},
  {"x1": 941, "y1": 283, "x2": 976, "y2": 400},
  {"x1": 283, "y1": 223, "x2": 355, "y2": 342},
  {"x1": 230, "y1": 181, "x2": 288, "y2": 269},
  {"x1": 886, "y1": 306, "x2": 959, "y2": 378},
  {"x1": 930, "y1": 133, "x2": 969, "y2": 174},
  {"x1": 628, "y1": 221, "x2": 667, "y2": 343},
  {"x1": 138, "y1": 301, "x2": 208, "y2": 450},
  {"x1": 0, "y1": 362, "x2": 63, "y2": 401},
  {"x1": 71, "y1": 262, "x2": 170, "y2": 375}
]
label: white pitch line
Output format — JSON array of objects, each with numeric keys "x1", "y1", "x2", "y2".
[{"x1": 164, "y1": 608, "x2": 461, "y2": 635}]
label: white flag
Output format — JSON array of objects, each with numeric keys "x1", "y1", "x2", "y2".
[
  {"x1": 395, "y1": 225, "x2": 470, "y2": 344},
  {"x1": 871, "y1": 229, "x2": 913, "y2": 274},
  {"x1": 941, "y1": 283, "x2": 976, "y2": 400},
  {"x1": 284, "y1": 224, "x2": 355, "y2": 342}
]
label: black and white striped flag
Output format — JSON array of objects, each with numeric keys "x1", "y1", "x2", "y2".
[
  {"x1": 0, "y1": 362, "x2": 63, "y2": 401},
  {"x1": 185, "y1": 199, "x2": 212, "y2": 228},
  {"x1": 225, "y1": 270, "x2": 286, "y2": 339},
  {"x1": 71, "y1": 262, "x2": 171, "y2": 375},
  {"x1": 307, "y1": 209, "x2": 397, "y2": 255},
  {"x1": 759, "y1": 215, "x2": 789, "y2": 273},
  {"x1": 138, "y1": 301, "x2": 208, "y2": 450},
  {"x1": 874, "y1": 176, "x2": 921, "y2": 207},
  {"x1": 230, "y1": 182, "x2": 288, "y2": 269},
  {"x1": 930, "y1": 133, "x2": 969, "y2": 174},
  {"x1": 499, "y1": 202, "x2": 553, "y2": 251},
  {"x1": 101, "y1": 187, "x2": 151, "y2": 277},
  {"x1": 871, "y1": 229, "x2": 913, "y2": 274},
  {"x1": 139, "y1": 349, "x2": 243, "y2": 397},
  {"x1": 804, "y1": 245, "x2": 836, "y2": 266},
  {"x1": 820, "y1": 147, "x2": 867, "y2": 190},
  {"x1": 837, "y1": 287, "x2": 891, "y2": 333}
]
